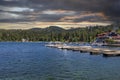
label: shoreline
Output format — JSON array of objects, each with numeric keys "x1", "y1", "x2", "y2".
[{"x1": 0, "y1": 41, "x2": 120, "y2": 47}]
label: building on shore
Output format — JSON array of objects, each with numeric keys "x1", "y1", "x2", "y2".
[{"x1": 92, "y1": 31, "x2": 120, "y2": 46}]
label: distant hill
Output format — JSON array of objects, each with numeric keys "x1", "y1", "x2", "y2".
[
  {"x1": 30, "y1": 28, "x2": 42, "y2": 31},
  {"x1": 42, "y1": 26, "x2": 65, "y2": 33},
  {"x1": 30, "y1": 26, "x2": 65, "y2": 32}
]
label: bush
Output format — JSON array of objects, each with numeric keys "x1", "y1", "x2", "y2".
[{"x1": 105, "y1": 39, "x2": 115, "y2": 44}]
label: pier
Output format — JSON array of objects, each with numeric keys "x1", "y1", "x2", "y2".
[{"x1": 45, "y1": 44, "x2": 120, "y2": 57}]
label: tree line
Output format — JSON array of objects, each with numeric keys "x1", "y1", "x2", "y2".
[{"x1": 0, "y1": 25, "x2": 119, "y2": 42}]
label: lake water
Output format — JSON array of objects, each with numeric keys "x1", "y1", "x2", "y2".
[{"x1": 0, "y1": 42, "x2": 120, "y2": 80}]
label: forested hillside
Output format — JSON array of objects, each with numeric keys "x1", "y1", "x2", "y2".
[{"x1": 0, "y1": 25, "x2": 120, "y2": 42}]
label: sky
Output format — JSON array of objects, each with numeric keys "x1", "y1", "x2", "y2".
[{"x1": 0, "y1": 0, "x2": 120, "y2": 29}]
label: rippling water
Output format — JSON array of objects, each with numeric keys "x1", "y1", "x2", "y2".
[{"x1": 0, "y1": 42, "x2": 120, "y2": 80}]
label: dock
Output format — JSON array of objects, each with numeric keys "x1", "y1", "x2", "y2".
[
  {"x1": 45, "y1": 44, "x2": 120, "y2": 57},
  {"x1": 102, "y1": 50, "x2": 120, "y2": 57}
]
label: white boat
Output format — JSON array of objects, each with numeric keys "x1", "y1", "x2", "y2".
[
  {"x1": 81, "y1": 45, "x2": 92, "y2": 49},
  {"x1": 91, "y1": 42, "x2": 105, "y2": 46}
]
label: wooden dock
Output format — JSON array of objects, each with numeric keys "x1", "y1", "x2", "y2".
[
  {"x1": 45, "y1": 44, "x2": 120, "y2": 57},
  {"x1": 102, "y1": 50, "x2": 120, "y2": 57}
]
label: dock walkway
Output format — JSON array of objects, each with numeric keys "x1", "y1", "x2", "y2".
[{"x1": 45, "y1": 44, "x2": 120, "y2": 57}]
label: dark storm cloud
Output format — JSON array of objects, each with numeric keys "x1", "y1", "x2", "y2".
[
  {"x1": 0, "y1": 0, "x2": 29, "y2": 7},
  {"x1": 31, "y1": 0, "x2": 120, "y2": 23},
  {"x1": 0, "y1": 0, "x2": 120, "y2": 23},
  {"x1": 102, "y1": 0, "x2": 120, "y2": 22}
]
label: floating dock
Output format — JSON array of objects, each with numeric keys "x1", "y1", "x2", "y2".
[{"x1": 45, "y1": 44, "x2": 120, "y2": 57}]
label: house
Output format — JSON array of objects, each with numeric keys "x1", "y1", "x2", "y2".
[{"x1": 92, "y1": 31, "x2": 120, "y2": 46}]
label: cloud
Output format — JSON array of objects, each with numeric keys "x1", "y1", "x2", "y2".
[
  {"x1": 60, "y1": 12, "x2": 107, "y2": 22},
  {"x1": 3, "y1": 0, "x2": 19, "y2": 2},
  {"x1": 42, "y1": 10, "x2": 76, "y2": 15},
  {"x1": 0, "y1": 5, "x2": 34, "y2": 12},
  {"x1": 0, "y1": 12, "x2": 22, "y2": 19},
  {"x1": 0, "y1": 0, "x2": 120, "y2": 24},
  {"x1": 102, "y1": 0, "x2": 120, "y2": 22},
  {"x1": 28, "y1": 0, "x2": 120, "y2": 23}
]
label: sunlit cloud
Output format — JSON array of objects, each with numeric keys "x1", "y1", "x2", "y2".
[
  {"x1": 0, "y1": 21, "x2": 111, "y2": 29},
  {"x1": 60, "y1": 12, "x2": 107, "y2": 22}
]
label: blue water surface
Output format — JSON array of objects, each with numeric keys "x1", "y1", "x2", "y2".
[{"x1": 0, "y1": 42, "x2": 120, "y2": 80}]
